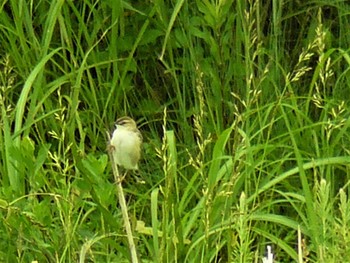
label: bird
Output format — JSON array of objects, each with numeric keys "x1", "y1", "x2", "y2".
[{"x1": 110, "y1": 116, "x2": 142, "y2": 170}]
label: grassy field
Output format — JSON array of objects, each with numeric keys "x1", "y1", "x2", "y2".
[{"x1": 1, "y1": 0, "x2": 350, "y2": 262}]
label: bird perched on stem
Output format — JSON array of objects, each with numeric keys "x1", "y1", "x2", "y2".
[
  {"x1": 108, "y1": 117, "x2": 142, "y2": 262},
  {"x1": 110, "y1": 116, "x2": 142, "y2": 170}
]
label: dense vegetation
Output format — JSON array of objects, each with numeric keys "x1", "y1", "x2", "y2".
[{"x1": 1, "y1": 0, "x2": 350, "y2": 262}]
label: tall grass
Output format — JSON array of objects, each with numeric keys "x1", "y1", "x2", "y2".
[{"x1": 1, "y1": 0, "x2": 350, "y2": 262}]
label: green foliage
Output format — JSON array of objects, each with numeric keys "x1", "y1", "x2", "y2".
[{"x1": 1, "y1": 0, "x2": 350, "y2": 262}]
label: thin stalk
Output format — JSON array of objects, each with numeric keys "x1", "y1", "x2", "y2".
[{"x1": 108, "y1": 147, "x2": 139, "y2": 263}]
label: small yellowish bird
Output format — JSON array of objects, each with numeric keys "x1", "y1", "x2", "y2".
[{"x1": 110, "y1": 116, "x2": 142, "y2": 170}]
